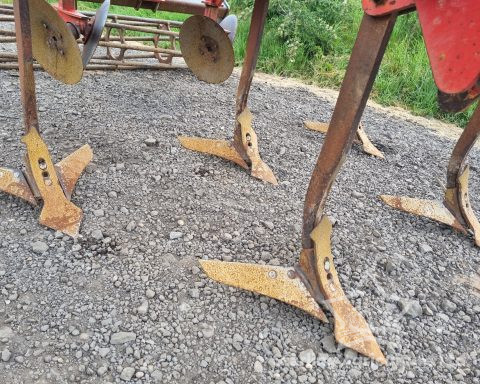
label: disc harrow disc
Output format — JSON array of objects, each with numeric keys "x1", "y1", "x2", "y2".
[
  {"x1": 179, "y1": 15, "x2": 234, "y2": 84},
  {"x1": 82, "y1": 0, "x2": 110, "y2": 68},
  {"x1": 29, "y1": 0, "x2": 83, "y2": 84}
]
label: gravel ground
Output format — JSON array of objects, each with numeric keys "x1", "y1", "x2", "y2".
[{"x1": 0, "y1": 65, "x2": 479, "y2": 384}]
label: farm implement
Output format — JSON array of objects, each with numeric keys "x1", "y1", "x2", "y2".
[
  {"x1": 0, "y1": 0, "x2": 237, "y2": 76},
  {"x1": 0, "y1": 0, "x2": 479, "y2": 366},
  {"x1": 199, "y1": 0, "x2": 480, "y2": 364}
]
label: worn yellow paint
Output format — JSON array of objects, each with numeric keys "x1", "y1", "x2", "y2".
[
  {"x1": 238, "y1": 108, "x2": 278, "y2": 185},
  {"x1": 22, "y1": 128, "x2": 84, "y2": 237},
  {"x1": 200, "y1": 260, "x2": 328, "y2": 323},
  {"x1": 30, "y1": 0, "x2": 83, "y2": 84},
  {"x1": 310, "y1": 216, "x2": 386, "y2": 365}
]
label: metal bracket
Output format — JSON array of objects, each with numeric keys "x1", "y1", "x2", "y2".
[{"x1": 304, "y1": 121, "x2": 384, "y2": 159}]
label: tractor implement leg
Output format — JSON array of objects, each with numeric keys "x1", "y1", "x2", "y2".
[
  {"x1": 381, "y1": 103, "x2": 480, "y2": 246},
  {"x1": 199, "y1": 13, "x2": 396, "y2": 364},
  {"x1": 179, "y1": 0, "x2": 277, "y2": 185},
  {"x1": 0, "y1": 0, "x2": 92, "y2": 237},
  {"x1": 304, "y1": 121, "x2": 384, "y2": 159}
]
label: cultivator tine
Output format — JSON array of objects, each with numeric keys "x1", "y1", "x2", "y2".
[
  {"x1": 380, "y1": 195, "x2": 465, "y2": 231},
  {"x1": 200, "y1": 260, "x2": 328, "y2": 322},
  {"x1": 1, "y1": 0, "x2": 92, "y2": 236},
  {"x1": 0, "y1": 167, "x2": 37, "y2": 206},
  {"x1": 310, "y1": 217, "x2": 386, "y2": 364},
  {"x1": 381, "y1": 104, "x2": 480, "y2": 245},
  {"x1": 304, "y1": 121, "x2": 329, "y2": 133},
  {"x1": 304, "y1": 121, "x2": 384, "y2": 159},
  {"x1": 357, "y1": 125, "x2": 384, "y2": 158}
]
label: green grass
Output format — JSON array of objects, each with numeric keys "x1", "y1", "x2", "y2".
[{"x1": 231, "y1": 0, "x2": 476, "y2": 127}]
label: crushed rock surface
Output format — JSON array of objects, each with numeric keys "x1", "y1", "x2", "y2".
[{"x1": 0, "y1": 66, "x2": 479, "y2": 384}]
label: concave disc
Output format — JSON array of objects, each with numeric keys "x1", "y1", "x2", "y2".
[
  {"x1": 82, "y1": 0, "x2": 110, "y2": 68},
  {"x1": 29, "y1": 0, "x2": 83, "y2": 84},
  {"x1": 180, "y1": 15, "x2": 234, "y2": 84}
]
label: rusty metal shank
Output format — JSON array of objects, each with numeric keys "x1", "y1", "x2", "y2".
[
  {"x1": 302, "y1": 13, "x2": 397, "y2": 249},
  {"x1": 446, "y1": 104, "x2": 480, "y2": 189},
  {"x1": 232, "y1": 0, "x2": 269, "y2": 162}
]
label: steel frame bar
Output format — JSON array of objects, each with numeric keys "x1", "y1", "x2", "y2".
[{"x1": 302, "y1": 13, "x2": 397, "y2": 249}]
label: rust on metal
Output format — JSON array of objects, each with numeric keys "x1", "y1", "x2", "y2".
[
  {"x1": 0, "y1": 0, "x2": 91, "y2": 236},
  {"x1": 238, "y1": 108, "x2": 278, "y2": 185},
  {"x1": 356, "y1": 124, "x2": 384, "y2": 159},
  {"x1": 177, "y1": 109, "x2": 277, "y2": 184},
  {"x1": 457, "y1": 167, "x2": 480, "y2": 246},
  {"x1": 302, "y1": 13, "x2": 397, "y2": 249},
  {"x1": 179, "y1": 15, "x2": 234, "y2": 84},
  {"x1": 177, "y1": 0, "x2": 274, "y2": 183},
  {"x1": 55, "y1": 144, "x2": 93, "y2": 200},
  {"x1": 310, "y1": 217, "x2": 386, "y2": 364},
  {"x1": 0, "y1": 167, "x2": 37, "y2": 206},
  {"x1": 304, "y1": 121, "x2": 384, "y2": 159},
  {"x1": 381, "y1": 105, "x2": 480, "y2": 246},
  {"x1": 304, "y1": 121, "x2": 329, "y2": 134},
  {"x1": 29, "y1": 0, "x2": 83, "y2": 84},
  {"x1": 200, "y1": 260, "x2": 328, "y2": 323},
  {"x1": 178, "y1": 136, "x2": 249, "y2": 169},
  {"x1": 22, "y1": 128, "x2": 85, "y2": 237},
  {"x1": 380, "y1": 195, "x2": 466, "y2": 232}
]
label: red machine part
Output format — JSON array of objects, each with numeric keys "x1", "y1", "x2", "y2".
[
  {"x1": 416, "y1": 0, "x2": 480, "y2": 95},
  {"x1": 362, "y1": 0, "x2": 480, "y2": 95},
  {"x1": 54, "y1": 0, "x2": 90, "y2": 35},
  {"x1": 362, "y1": 0, "x2": 415, "y2": 16}
]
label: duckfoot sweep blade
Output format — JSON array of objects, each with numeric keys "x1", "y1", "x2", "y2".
[
  {"x1": 304, "y1": 121, "x2": 384, "y2": 159},
  {"x1": 0, "y1": 128, "x2": 92, "y2": 237},
  {"x1": 200, "y1": 260, "x2": 328, "y2": 322}
]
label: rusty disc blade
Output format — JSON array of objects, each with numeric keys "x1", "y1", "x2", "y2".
[
  {"x1": 29, "y1": 0, "x2": 83, "y2": 84},
  {"x1": 179, "y1": 15, "x2": 234, "y2": 84}
]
